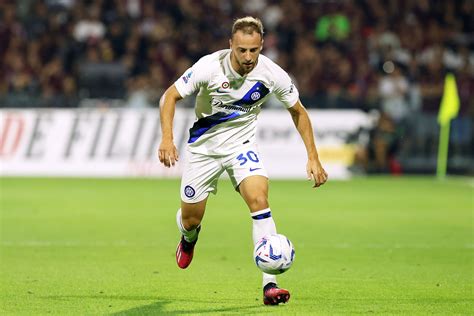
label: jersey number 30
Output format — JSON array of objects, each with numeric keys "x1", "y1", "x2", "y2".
[{"x1": 237, "y1": 151, "x2": 259, "y2": 165}]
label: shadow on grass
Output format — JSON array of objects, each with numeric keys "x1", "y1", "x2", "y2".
[
  {"x1": 112, "y1": 301, "x2": 265, "y2": 315},
  {"x1": 41, "y1": 295, "x2": 268, "y2": 315}
]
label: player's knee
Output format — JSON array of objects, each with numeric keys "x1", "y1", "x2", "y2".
[
  {"x1": 247, "y1": 195, "x2": 269, "y2": 212},
  {"x1": 182, "y1": 216, "x2": 201, "y2": 231}
]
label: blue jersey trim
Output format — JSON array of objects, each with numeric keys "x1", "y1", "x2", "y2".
[
  {"x1": 233, "y1": 82, "x2": 269, "y2": 106},
  {"x1": 188, "y1": 111, "x2": 240, "y2": 143}
]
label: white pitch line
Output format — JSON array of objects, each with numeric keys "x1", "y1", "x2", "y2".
[{"x1": 1, "y1": 241, "x2": 473, "y2": 249}]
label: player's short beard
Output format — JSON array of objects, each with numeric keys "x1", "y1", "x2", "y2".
[
  {"x1": 240, "y1": 57, "x2": 258, "y2": 74},
  {"x1": 230, "y1": 51, "x2": 259, "y2": 75}
]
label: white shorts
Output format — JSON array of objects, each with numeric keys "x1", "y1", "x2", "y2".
[{"x1": 180, "y1": 144, "x2": 268, "y2": 203}]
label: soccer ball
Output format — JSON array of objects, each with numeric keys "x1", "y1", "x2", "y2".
[{"x1": 254, "y1": 234, "x2": 295, "y2": 275}]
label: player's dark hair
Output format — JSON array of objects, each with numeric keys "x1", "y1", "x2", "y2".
[{"x1": 232, "y1": 16, "x2": 264, "y2": 38}]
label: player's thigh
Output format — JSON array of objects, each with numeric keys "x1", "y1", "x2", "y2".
[
  {"x1": 224, "y1": 145, "x2": 269, "y2": 211},
  {"x1": 238, "y1": 175, "x2": 269, "y2": 212},
  {"x1": 224, "y1": 144, "x2": 268, "y2": 190},
  {"x1": 180, "y1": 152, "x2": 224, "y2": 203}
]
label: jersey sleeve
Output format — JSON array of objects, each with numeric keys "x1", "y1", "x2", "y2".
[
  {"x1": 174, "y1": 57, "x2": 211, "y2": 98},
  {"x1": 272, "y1": 69, "x2": 299, "y2": 109}
]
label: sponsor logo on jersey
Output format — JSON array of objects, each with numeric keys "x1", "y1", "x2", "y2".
[
  {"x1": 182, "y1": 71, "x2": 193, "y2": 84},
  {"x1": 211, "y1": 82, "x2": 268, "y2": 114},
  {"x1": 217, "y1": 104, "x2": 254, "y2": 113}
]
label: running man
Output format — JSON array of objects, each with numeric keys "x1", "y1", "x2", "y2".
[{"x1": 158, "y1": 16, "x2": 328, "y2": 305}]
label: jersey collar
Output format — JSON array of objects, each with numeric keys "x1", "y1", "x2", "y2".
[{"x1": 226, "y1": 50, "x2": 259, "y2": 79}]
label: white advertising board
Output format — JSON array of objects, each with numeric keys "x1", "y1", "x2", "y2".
[{"x1": 0, "y1": 108, "x2": 373, "y2": 179}]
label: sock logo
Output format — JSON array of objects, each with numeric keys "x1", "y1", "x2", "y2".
[{"x1": 184, "y1": 185, "x2": 195, "y2": 198}]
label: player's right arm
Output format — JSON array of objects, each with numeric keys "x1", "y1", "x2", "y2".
[
  {"x1": 158, "y1": 84, "x2": 182, "y2": 168},
  {"x1": 158, "y1": 53, "x2": 214, "y2": 167}
]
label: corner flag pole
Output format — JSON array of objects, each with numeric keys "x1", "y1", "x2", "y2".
[
  {"x1": 436, "y1": 73, "x2": 460, "y2": 179},
  {"x1": 436, "y1": 119, "x2": 451, "y2": 179}
]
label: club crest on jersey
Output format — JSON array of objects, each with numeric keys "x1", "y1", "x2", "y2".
[
  {"x1": 182, "y1": 71, "x2": 193, "y2": 84},
  {"x1": 251, "y1": 91, "x2": 261, "y2": 101},
  {"x1": 233, "y1": 82, "x2": 269, "y2": 107},
  {"x1": 184, "y1": 185, "x2": 195, "y2": 198}
]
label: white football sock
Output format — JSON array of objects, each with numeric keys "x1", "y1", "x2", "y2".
[
  {"x1": 176, "y1": 208, "x2": 199, "y2": 242},
  {"x1": 251, "y1": 208, "x2": 277, "y2": 287}
]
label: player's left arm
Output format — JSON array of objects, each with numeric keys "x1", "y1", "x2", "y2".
[{"x1": 287, "y1": 100, "x2": 328, "y2": 188}]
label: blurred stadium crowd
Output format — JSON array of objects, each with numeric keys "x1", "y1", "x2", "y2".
[{"x1": 0, "y1": 0, "x2": 473, "y2": 173}]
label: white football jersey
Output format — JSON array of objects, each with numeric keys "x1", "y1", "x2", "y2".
[{"x1": 174, "y1": 49, "x2": 299, "y2": 155}]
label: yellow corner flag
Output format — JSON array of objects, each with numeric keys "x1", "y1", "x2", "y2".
[
  {"x1": 436, "y1": 73, "x2": 460, "y2": 179},
  {"x1": 437, "y1": 73, "x2": 460, "y2": 126}
]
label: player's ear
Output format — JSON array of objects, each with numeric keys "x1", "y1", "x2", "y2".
[
  {"x1": 260, "y1": 39, "x2": 264, "y2": 51},
  {"x1": 229, "y1": 39, "x2": 233, "y2": 49}
]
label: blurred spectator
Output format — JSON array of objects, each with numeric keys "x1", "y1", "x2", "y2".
[
  {"x1": 314, "y1": 3, "x2": 350, "y2": 42},
  {"x1": 367, "y1": 112, "x2": 403, "y2": 173},
  {"x1": 127, "y1": 75, "x2": 151, "y2": 108},
  {"x1": 378, "y1": 62, "x2": 410, "y2": 123},
  {"x1": 0, "y1": 0, "x2": 471, "y2": 174},
  {"x1": 0, "y1": 0, "x2": 471, "y2": 117},
  {"x1": 73, "y1": 5, "x2": 105, "y2": 42}
]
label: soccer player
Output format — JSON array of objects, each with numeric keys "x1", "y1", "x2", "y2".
[{"x1": 158, "y1": 16, "x2": 328, "y2": 305}]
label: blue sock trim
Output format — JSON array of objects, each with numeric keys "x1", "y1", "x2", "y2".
[{"x1": 252, "y1": 211, "x2": 272, "y2": 220}]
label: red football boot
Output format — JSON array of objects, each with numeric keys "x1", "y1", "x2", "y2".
[
  {"x1": 263, "y1": 282, "x2": 290, "y2": 305},
  {"x1": 175, "y1": 227, "x2": 200, "y2": 269}
]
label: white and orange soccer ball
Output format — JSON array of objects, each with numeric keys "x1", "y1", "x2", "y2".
[{"x1": 254, "y1": 234, "x2": 295, "y2": 275}]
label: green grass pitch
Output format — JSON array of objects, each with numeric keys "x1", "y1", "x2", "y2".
[{"x1": 1, "y1": 177, "x2": 472, "y2": 315}]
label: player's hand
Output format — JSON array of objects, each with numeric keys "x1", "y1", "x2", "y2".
[
  {"x1": 158, "y1": 139, "x2": 179, "y2": 168},
  {"x1": 306, "y1": 158, "x2": 328, "y2": 188}
]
